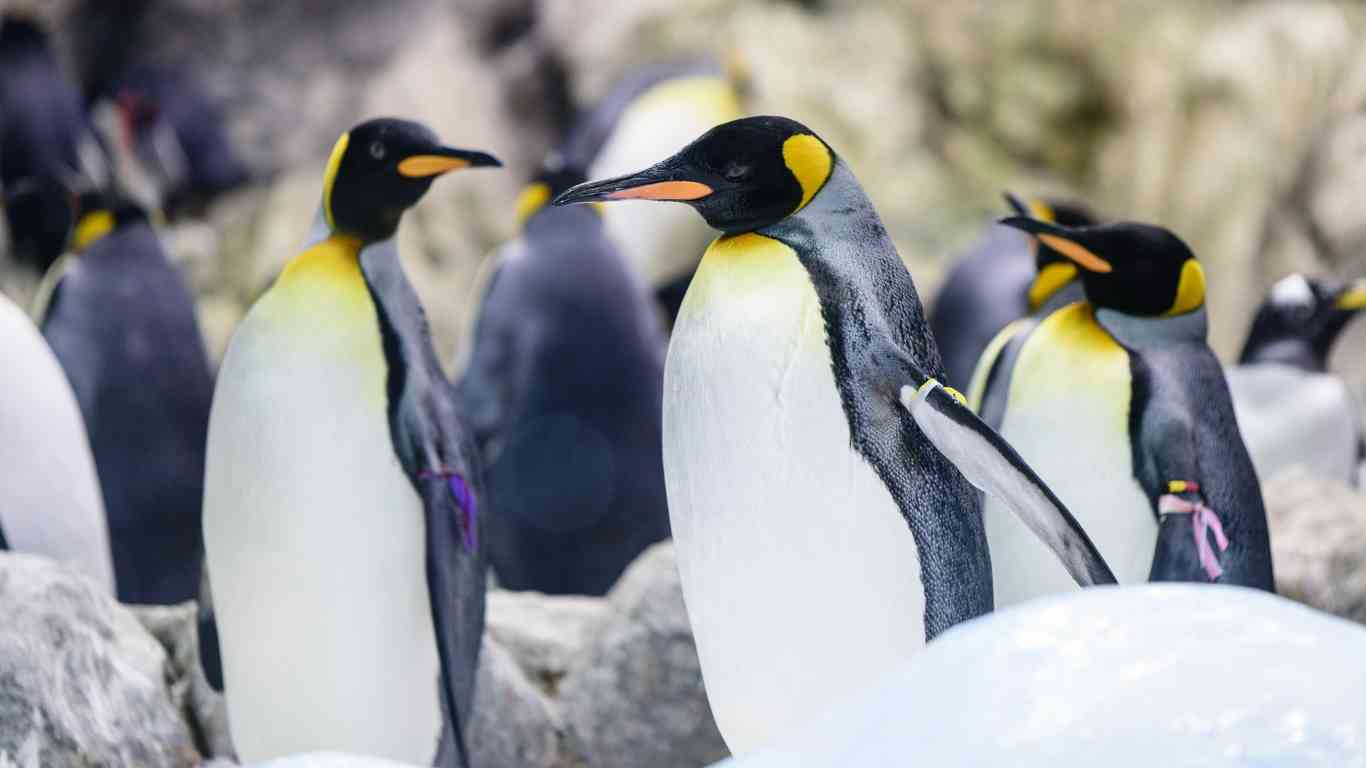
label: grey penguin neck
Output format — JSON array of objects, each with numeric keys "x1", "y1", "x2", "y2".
[
  {"x1": 1037, "y1": 280, "x2": 1085, "y2": 317},
  {"x1": 1095, "y1": 305, "x2": 1208, "y2": 349}
]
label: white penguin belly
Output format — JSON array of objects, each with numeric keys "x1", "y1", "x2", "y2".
[
  {"x1": 592, "y1": 77, "x2": 741, "y2": 288},
  {"x1": 1227, "y1": 364, "x2": 1359, "y2": 486},
  {"x1": 204, "y1": 246, "x2": 441, "y2": 763},
  {"x1": 0, "y1": 295, "x2": 114, "y2": 593},
  {"x1": 984, "y1": 303, "x2": 1155, "y2": 607},
  {"x1": 664, "y1": 234, "x2": 924, "y2": 755}
]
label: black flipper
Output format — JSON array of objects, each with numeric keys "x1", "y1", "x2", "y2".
[
  {"x1": 867, "y1": 344, "x2": 1117, "y2": 587},
  {"x1": 361, "y1": 241, "x2": 486, "y2": 768}
]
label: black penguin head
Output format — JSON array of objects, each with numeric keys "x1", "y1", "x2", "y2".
[
  {"x1": 1003, "y1": 192, "x2": 1101, "y2": 310},
  {"x1": 551, "y1": 115, "x2": 835, "y2": 235},
  {"x1": 323, "y1": 118, "x2": 501, "y2": 242},
  {"x1": 68, "y1": 189, "x2": 150, "y2": 252},
  {"x1": 999, "y1": 217, "x2": 1205, "y2": 318},
  {"x1": 3, "y1": 175, "x2": 75, "y2": 270},
  {"x1": 1238, "y1": 274, "x2": 1366, "y2": 369}
]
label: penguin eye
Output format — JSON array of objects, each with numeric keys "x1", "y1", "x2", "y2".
[
  {"x1": 369, "y1": 141, "x2": 387, "y2": 160},
  {"x1": 724, "y1": 163, "x2": 751, "y2": 181}
]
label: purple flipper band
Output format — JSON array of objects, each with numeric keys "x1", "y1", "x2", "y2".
[
  {"x1": 418, "y1": 469, "x2": 479, "y2": 554},
  {"x1": 1158, "y1": 494, "x2": 1229, "y2": 580}
]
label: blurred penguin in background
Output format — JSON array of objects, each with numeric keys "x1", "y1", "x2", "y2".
[
  {"x1": 38, "y1": 188, "x2": 214, "y2": 605},
  {"x1": 563, "y1": 58, "x2": 747, "y2": 326},
  {"x1": 930, "y1": 194, "x2": 1097, "y2": 390},
  {"x1": 1228, "y1": 274, "x2": 1366, "y2": 487},
  {"x1": 458, "y1": 160, "x2": 669, "y2": 596},
  {"x1": 95, "y1": 64, "x2": 250, "y2": 218},
  {"x1": 0, "y1": 14, "x2": 107, "y2": 271}
]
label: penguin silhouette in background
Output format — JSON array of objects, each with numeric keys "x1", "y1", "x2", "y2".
[
  {"x1": 930, "y1": 193, "x2": 1097, "y2": 390},
  {"x1": 458, "y1": 163, "x2": 669, "y2": 596},
  {"x1": 205, "y1": 118, "x2": 497, "y2": 766},
  {"x1": 0, "y1": 287, "x2": 115, "y2": 593},
  {"x1": 567, "y1": 58, "x2": 746, "y2": 326},
  {"x1": 99, "y1": 64, "x2": 250, "y2": 217},
  {"x1": 37, "y1": 189, "x2": 214, "y2": 606},
  {"x1": 986, "y1": 216, "x2": 1273, "y2": 601},
  {"x1": 1228, "y1": 274, "x2": 1366, "y2": 487},
  {"x1": 556, "y1": 115, "x2": 1114, "y2": 753},
  {"x1": 0, "y1": 15, "x2": 108, "y2": 271}
]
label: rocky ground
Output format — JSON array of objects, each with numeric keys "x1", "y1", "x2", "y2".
[{"x1": 0, "y1": 471, "x2": 1363, "y2": 767}]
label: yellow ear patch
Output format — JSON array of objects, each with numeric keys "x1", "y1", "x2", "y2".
[
  {"x1": 782, "y1": 133, "x2": 832, "y2": 213},
  {"x1": 1165, "y1": 259, "x2": 1206, "y2": 316},
  {"x1": 1028, "y1": 262, "x2": 1079, "y2": 311},
  {"x1": 71, "y1": 210, "x2": 115, "y2": 252},
  {"x1": 1038, "y1": 233, "x2": 1111, "y2": 274},
  {"x1": 1028, "y1": 199, "x2": 1057, "y2": 224},
  {"x1": 1335, "y1": 280, "x2": 1366, "y2": 311},
  {"x1": 514, "y1": 182, "x2": 551, "y2": 227},
  {"x1": 322, "y1": 132, "x2": 351, "y2": 231}
]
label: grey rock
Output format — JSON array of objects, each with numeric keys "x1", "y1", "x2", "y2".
[
  {"x1": 130, "y1": 602, "x2": 234, "y2": 761},
  {"x1": 247, "y1": 754, "x2": 421, "y2": 768},
  {"x1": 1267, "y1": 467, "x2": 1366, "y2": 624},
  {"x1": 558, "y1": 544, "x2": 728, "y2": 768},
  {"x1": 467, "y1": 637, "x2": 563, "y2": 768},
  {"x1": 486, "y1": 590, "x2": 608, "y2": 696},
  {"x1": 0, "y1": 553, "x2": 198, "y2": 767}
]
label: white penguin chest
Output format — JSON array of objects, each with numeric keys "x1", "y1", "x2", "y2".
[
  {"x1": 985, "y1": 303, "x2": 1155, "y2": 607},
  {"x1": 203, "y1": 241, "x2": 441, "y2": 763},
  {"x1": 663, "y1": 234, "x2": 924, "y2": 755},
  {"x1": 1227, "y1": 363, "x2": 1360, "y2": 485}
]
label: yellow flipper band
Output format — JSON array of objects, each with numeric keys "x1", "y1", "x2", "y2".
[
  {"x1": 1167, "y1": 480, "x2": 1200, "y2": 494},
  {"x1": 914, "y1": 378, "x2": 967, "y2": 406}
]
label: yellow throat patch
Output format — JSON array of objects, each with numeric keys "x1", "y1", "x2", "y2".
[{"x1": 1027, "y1": 262, "x2": 1079, "y2": 312}]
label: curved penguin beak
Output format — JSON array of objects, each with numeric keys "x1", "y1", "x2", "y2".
[
  {"x1": 552, "y1": 163, "x2": 714, "y2": 207},
  {"x1": 398, "y1": 146, "x2": 502, "y2": 178},
  {"x1": 1335, "y1": 278, "x2": 1366, "y2": 311},
  {"x1": 999, "y1": 215, "x2": 1112, "y2": 274}
]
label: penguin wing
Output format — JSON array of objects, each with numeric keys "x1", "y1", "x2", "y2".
[{"x1": 868, "y1": 344, "x2": 1117, "y2": 587}]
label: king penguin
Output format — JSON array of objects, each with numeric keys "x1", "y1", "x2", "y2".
[
  {"x1": 204, "y1": 118, "x2": 498, "y2": 765},
  {"x1": 982, "y1": 216, "x2": 1274, "y2": 604},
  {"x1": 569, "y1": 58, "x2": 746, "y2": 325},
  {"x1": 37, "y1": 191, "x2": 215, "y2": 606},
  {"x1": 457, "y1": 164, "x2": 669, "y2": 595},
  {"x1": 0, "y1": 289, "x2": 115, "y2": 593},
  {"x1": 1227, "y1": 274, "x2": 1366, "y2": 487},
  {"x1": 930, "y1": 193, "x2": 1096, "y2": 390},
  {"x1": 554, "y1": 116, "x2": 1114, "y2": 753}
]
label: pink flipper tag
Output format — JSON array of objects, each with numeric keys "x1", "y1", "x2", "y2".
[{"x1": 1158, "y1": 493, "x2": 1229, "y2": 580}]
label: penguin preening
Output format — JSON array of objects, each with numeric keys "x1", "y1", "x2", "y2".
[
  {"x1": 929, "y1": 193, "x2": 1096, "y2": 390},
  {"x1": 1227, "y1": 274, "x2": 1366, "y2": 487},
  {"x1": 36, "y1": 192, "x2": 214, "y2": 606},
  {"x1": 980, "y1": 216, "x2": 1273, "y2": 604},
  {"x1": 572, "y1": 58, "x2": 746, "y2": 325},
  {"x1": 0, "y1": 290, "x2": 115, "y2": 593},
  {"x1": 458, "y1": 165, "x2": 669, "y2": 595},
  {"x1": 204, "y1": 118, "x2": 497, "y2": 765},
  {"x1": 555, "y1": 115, "x2": 1114, "y2": 753}
]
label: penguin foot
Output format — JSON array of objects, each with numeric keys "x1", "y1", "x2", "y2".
[
  {"x1": 1158, "y1": 487, "x2": 1228, "y2": 580},
  {"x1": 420, "y1": 468, "x2": 480, "y2": 553}
]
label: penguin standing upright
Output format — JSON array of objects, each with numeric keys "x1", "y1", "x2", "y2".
[
  {"x1": 0, "y1": 15, "x2": 107, "y2": 270},
  {"x1": 1227, "y1": 274, "x2": 1366, "y2": 487},
  {"x1": 929, "y1": 194, "x2": 1096, "y2": 389},
  {"x1": 0, "y1": 290, "x2": 114, "y2": 593},
  {"x1": 555, "y1": 116, "x2": 1114, "y2": 753},
  {"x1": 37, "y1": 191, "x2": 214, "y2": 605},
  {"x1": 982, "y1": 216, "x2": 1274, "y2": 605},
  {"x1": 569, "y1": 59, "x2": 746, "y2": 324},
  {"x1": 204, "y1": 118, "x2": 497, "y2": 766},
  {"x1": 458, "y1": 165, "x2": 669, "y2": 595}
]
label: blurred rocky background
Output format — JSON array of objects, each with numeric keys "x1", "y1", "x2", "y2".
[{"x1": 3, "y1": 0, "x2": 1364, "y2": 387}]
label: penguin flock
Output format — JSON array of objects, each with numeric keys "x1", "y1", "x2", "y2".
[{"x1": 1, "y1": 11, "x2": 1364, "y2": 768}]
